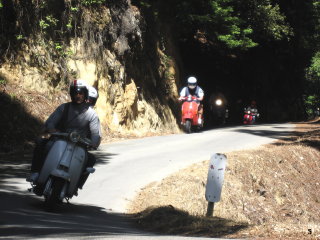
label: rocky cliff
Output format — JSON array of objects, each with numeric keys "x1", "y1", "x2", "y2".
[{"x1": 0, "y1": 0, "x2": 182, "y2": 151}]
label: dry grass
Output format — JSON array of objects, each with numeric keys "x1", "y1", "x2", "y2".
[{"x1": 127, "y1": 121, "x2": 320, "y2": 239}]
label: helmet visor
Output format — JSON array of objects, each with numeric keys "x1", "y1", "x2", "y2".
[
  {"x1": 188, "y1": 83, "x2": 196, "y2": 89},
  {"x1": 74, "y1": 87, "x2": 86, "y2": 95}
]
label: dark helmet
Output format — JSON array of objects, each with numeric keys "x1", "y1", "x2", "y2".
[
  {"x1": 88, "y1": 86, "x2": 99, "y2": 106},
  {"x1": 69, "y1": 79, "x2": 89, "y2": 103}
]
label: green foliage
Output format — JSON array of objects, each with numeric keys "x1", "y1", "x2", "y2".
[
  {"x1": 307, "y1": 52, "x2": 320, "y2": 80},
  {"x1": 160, "y1": 0, "x2": 292, "y2": 50},
  {"x1": 305, "y1": 52, "x2": 320, "y2": 98},
  {"x1": 305, "y1": 52, "x2": 320, "y2": 116},
  {"x1": 304, "y1": 95, "x2": 320, "y2": 117},
  {"x1": 81, "y1": 0, "x2": 104, "y2": 6},
  {"x1": 55, "y1": 43, "x2": 63, "y2": 51},
  {"x1": 187, "y1": 0, "x2": 259, "y2": 49},
  {"x1": 66, "y1": 22, "x2": 72, "y2": 30},
  {"x1": 39, "y1": 15, "x2": 58, "y2": 30},
  {"x1": 70, "y1": 7, "x2": 79, "y2": 12},
  {"x1": 239, "y1": 1, "x2": 293, "y2": 41},
  {"x1": 259, "y1": 4, "x2": 292, "y2": 40},
  {"x1": 0, "y1": 0, "x2": 3, "y2": 8},
  {"x1": 140, "y1": 1, "x2": 151, "y2": 8},
  {"x1": 0, "y1": 79, "x2": 6, "y2": 85},
  {"x1": 15, "y1": 35, "x2": 24, "y2": 40}
]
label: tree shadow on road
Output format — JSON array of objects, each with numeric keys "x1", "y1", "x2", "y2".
[
  {"x1": 0, "y1": 145, "x2": 157, "y2": 239},
  {"x1": 0, "y1": 149, "x2": 143, "y2": 239},
  {"x1": 131, "y1": 205, "x2": 248, "y2": 238},
  {"x1": 231, "y1": 121, "x2": 320, "y2": 151},
  {"x1": 0, "y1": 188, "x2": 144, "y2": 238},
  {"x1": 0, "y1": 150, "x2": 116, "y2": 189}
]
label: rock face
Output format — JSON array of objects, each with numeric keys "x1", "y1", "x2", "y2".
[{"x1": 0, "y1": 0, "x2": 183, "y2": 140}]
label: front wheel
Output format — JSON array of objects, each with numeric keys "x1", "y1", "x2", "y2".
[
  {"x1": 44, "y1": 177, "x2": 65, "y2": 211},
  {"x1": 185, "y1": 119, "x2": 192, "y2": 134}
]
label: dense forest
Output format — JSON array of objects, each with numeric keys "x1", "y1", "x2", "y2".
[
  {"x1": 132, "y1": 0, "x2": 320, "y2": 121},
  {"x1": 0, "y1": 0, "x2": 320, "y2": 131}
]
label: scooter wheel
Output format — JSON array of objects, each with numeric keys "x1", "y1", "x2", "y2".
[
  {"x1": 185, "y1": 120, "x2": 192, "y2": 134},
  {"x1": 44, "y1": 178, "x2": 65, "y2": 211}
]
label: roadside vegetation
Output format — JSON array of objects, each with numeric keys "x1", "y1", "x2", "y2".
[{"x1": 128, "y1": 120, "x2": 320, "y2": 239}]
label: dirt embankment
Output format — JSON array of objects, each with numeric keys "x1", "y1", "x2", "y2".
[{"x1": 127, "y1": 121, "x2": 320, "y2": 239}]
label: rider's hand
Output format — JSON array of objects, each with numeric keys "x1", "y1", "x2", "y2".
[{"x1": 47, "y1": 128, "x2": 59, "y2": 133}]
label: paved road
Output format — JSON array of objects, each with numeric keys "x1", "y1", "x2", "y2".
[{"x1": 0, "y1": 123, "x2": 294, "y2": 239}]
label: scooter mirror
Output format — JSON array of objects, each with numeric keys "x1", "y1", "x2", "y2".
[{"x1": 69, "y1": 132, "x2": 80, "y2": 143}]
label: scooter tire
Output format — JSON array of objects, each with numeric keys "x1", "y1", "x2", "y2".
[
  {"x1": 44, "y1": 177, "x2": 65, "y2": 211},
  {"x1": 185, "y1": 120, "x2": 192, "y2": 134}
]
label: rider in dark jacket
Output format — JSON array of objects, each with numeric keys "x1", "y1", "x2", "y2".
[{"x1": 27, "y1": 79, "x2": 102, "y2": 183}]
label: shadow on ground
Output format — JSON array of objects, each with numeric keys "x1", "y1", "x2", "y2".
[
  {"x1": 226, "y1": 121, "x2": 320, "y2": 151},
  {"x1": 0, "y1": 149, "x2": 246, "y2": 239},
  {"x1": 0, "y1": 188, "x2": 143, "y2": 238},
  {"x1": 0, "y1": 149, "x2": 140, "y2": 238},
  {"x1": 132, "y1": 205, "x2": 248, "y2": 238}
]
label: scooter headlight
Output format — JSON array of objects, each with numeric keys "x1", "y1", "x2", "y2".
[
  {"x1": 215, "y1": 99, "x2": 222, "y2": 106},
  {"x1": 69, "y1": 132, "x2": 80, "y2": 143}
]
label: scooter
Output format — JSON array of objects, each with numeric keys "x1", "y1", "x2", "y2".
[
  {"x1": 209, "y1": 98, "x2": 229, "y2": 125},
  {"x1": 243, "y1": 108, "x2": 259, "y2": 124},
  {"x1": 28, "y1": 131, "x2": 95, "y2": 211},
  {"x1": 180, "y1": 95, "x2": 203, "y2": 133}
]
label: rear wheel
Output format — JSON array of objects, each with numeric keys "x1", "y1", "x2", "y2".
[
  {"x1": 44, "y1": 178, "x2": 64, "y2": 211},
  {"x1": 185, "y1": 120, "x2": 192, "y2": 134}
]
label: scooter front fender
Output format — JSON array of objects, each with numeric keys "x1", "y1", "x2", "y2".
[
  {"x1": 51, "y1": 169, "x2": 71, "y2": 181},
  {"x1": 182, "y1": 112, "x2": 194, "y2": 121}
]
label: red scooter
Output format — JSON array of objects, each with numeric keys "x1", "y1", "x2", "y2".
[
  {"x1": 243, "y1": 108, "x2": 259, "y2": 124},
  {"x1": 180, "y1": 96, "x2": 204, "y2": 133}
]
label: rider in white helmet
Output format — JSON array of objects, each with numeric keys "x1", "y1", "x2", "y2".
[
  {"x1": 87, "y1": 86, "x2": 99, "y2": 107},
  {"x1": 178, "y1": 76, "x2": 205, "y2": 124}
]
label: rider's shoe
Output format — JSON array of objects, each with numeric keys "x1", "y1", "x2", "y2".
[
  {"x1": 26, "y1": 172, "x2": 39, "y2": 183},
  {"x1": 85, "y1": 167, "x2": 95, "y2": 174}
]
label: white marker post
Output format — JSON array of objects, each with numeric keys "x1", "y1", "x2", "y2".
[{"x1": 205, "y1": 153, "x2": 227, "y2": 217}]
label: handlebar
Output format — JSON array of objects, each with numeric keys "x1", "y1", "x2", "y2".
[
  {"x1": 179, "y1": 96, "x2": 198, "y2": 101},
  {"x1": 50, "y1": 131, "x2": 94, "y2": 148}
]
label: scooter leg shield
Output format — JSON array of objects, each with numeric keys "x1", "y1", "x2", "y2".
[
  {"x1": 38, "y1": 140, "x2": 68, "y2": 185},
  {"x1": 67, "y1": 146, "x2": 88, "y2": 196}
]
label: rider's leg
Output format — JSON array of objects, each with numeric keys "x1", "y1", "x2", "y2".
[
  {"x1": 199, "y1": 104, "x2": 204, "y2": 116},
  {"x1": 27, "y1": 137, "x2": 50, "y2": 182},
  {"x1": 198, "y1": 104, "x2": 203, "y2": 124},
  {"x1": 78, "y1": 152, "x2": 96, "y2": 189}
]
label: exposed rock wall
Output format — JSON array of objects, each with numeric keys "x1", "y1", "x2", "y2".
[{"x1": 0, "y1": 0, "x2": 182, "y2": 141}]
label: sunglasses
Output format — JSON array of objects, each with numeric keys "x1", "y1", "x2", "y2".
[{"x1": 74, "y1": 88, "x2": 85, "y2": 95}]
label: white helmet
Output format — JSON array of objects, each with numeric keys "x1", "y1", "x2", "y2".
[
  {"x1": 88, "y1": 86, "x2": 99, "y2": 106},
  {"x1": 187, "y1": 76, "x2": 197, "y2": 89}
]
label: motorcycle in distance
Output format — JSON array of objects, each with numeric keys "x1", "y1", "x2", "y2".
[
  {"x1": 243, "y1": 107, "x2": 259, "y2": 124},
  {"x1": 209, "y1": 98, "x2": 229, "y2": 126},
  {"x1": 28, "y1": 131, "x2": 96, "y2": 211},
  {"x1": 180, "y1": 95, "x2": 204, "y2": 133}
]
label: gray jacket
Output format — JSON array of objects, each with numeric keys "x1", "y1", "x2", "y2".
[{"x1": 45, "y1": 102, "x2": 102, "y2": 147}]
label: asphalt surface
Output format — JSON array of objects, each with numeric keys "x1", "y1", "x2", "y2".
[{"x1": 0, "y1": 123, "x2": 294, "y2": 239}]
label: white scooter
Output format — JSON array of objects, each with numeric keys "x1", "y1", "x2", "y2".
[{"x1": 29, "y1": 131, "x2": 95, "y2": 211}]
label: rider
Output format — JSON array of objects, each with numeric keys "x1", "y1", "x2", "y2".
[
  {"x1": 179, "y1": 76, "x2": 204, "y2": 124},
  {"x1": 245, "y1": 100, "x2": 259, "y2": 123},
  {"x1": 87, "y1": 86, "x2": 99, "y2": 107},
  {"x1": 27, "y1": 79, "x2": 102, "y2": 183}
]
